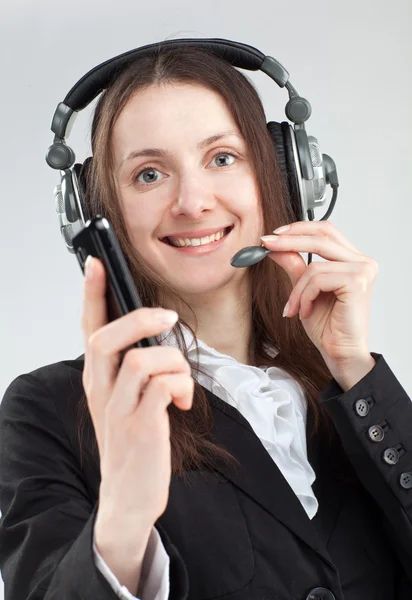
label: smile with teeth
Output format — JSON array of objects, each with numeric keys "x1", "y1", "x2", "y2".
[{"x1": 166, "y1": 226, "x2": 231, "y2": 247}]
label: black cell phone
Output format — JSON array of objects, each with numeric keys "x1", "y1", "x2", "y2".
[{"x1": 72, "y1": 215, "x2": 158, "y2": 349}]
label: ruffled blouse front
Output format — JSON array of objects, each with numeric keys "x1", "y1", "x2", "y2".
[{"x1": 159, "y1": 324, "x2": 319, "y2": 520}]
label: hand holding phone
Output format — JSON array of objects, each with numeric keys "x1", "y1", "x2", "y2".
[{"x1": 72, "y1": 217, "x2": 194, "y2": 592}]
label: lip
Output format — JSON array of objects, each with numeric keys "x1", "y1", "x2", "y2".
[{"x1": 160, "y1": 225, "x2": 234, "y2": 255}]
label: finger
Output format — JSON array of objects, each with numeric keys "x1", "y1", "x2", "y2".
[
  {"x1": 139, "y1": 373, "x2": 195, "y2": 419},
  {"x1": 275, "y1": 221, "x2": 362, "y2": 255},
  {"x1": 81, "y1": 256, "x2": 119, "y2": 397},
  {"x1": 299, "y1": 272, "x2": 367, "y2": 318},
  {"x1": 81, "y1": 256, "x2": 108, "y2": 346},
  {"x1": 287, "y1": 262, "x2": 364, "y2": 315},
  {"x1": 107, "y1": 348, "x2": 193, "y2": 419},
  {"x1": 86, "y1": 309, "x2": 182, "y2": 415},
  {"x1": 80, "y1": 256, "x2": 114, "y2": 451},
  {"x1": 262, "y1": 234, "x2": 361, "y2": 263},
  {"x1": 89, "y1": 306, "x2": 180, "y2": 358}
]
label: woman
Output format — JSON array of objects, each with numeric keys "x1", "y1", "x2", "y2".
[{"x1": 1, "y1": 45, "x2": 412, "y2": 600}]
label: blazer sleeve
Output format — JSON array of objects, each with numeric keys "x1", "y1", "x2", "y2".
[
  {"x1": 0, "y1": 372, "x2": 189, "y2": 600},
  {"x1": 93, "y1": 525, "x2": 171, "y2": 600},
  {"x1": 318, "y1": 351, "x2": 412, "y2": 585}
]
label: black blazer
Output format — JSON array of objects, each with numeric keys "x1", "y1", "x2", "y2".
[{"x1": 1, "y1": 351, "x2": 412, "y2": 600}]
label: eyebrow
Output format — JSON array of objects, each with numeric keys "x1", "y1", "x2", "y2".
[{"x1": 118, "y1": 131, "x2": 243, "y2": 171}]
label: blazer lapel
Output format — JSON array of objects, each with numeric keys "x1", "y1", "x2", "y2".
[
  {"x1": 204, "y1": 387, "x2": 336, "y2": 570},
  {"x1": 72, "y1": 353, "x2": 340, "y2": 565}
]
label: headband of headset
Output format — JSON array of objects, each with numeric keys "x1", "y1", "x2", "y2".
[{"x1": 46, "y1": 37, "x2": 313, "y2": 172}]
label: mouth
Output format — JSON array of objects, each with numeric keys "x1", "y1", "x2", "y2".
[{"x1": 160, "y1": 225, "x2": 234, "y2": 249}]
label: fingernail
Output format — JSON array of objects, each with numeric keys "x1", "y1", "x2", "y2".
[
  {"x1": 283, "y1": 302, "x2": 290, "y2": 317},
  {"x1": 85, "y1": 256, "x2": 94, "y2": 280},
  {"x1": 157, "y1": 310, "x2": 179, "y2": 325},
  {"x1": 273, "y1": 225, "x2": 291, "y2": 234},
  {"x1": 260, "y1": 235, "x2": 280, "y2": 242}
]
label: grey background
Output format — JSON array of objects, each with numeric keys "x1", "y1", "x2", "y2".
[{"x1": 0, "y1": 0, "x2": 411, "y2": 596}]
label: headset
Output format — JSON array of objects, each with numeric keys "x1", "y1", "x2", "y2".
[{"x1": 45, "y1": 38, "x2": 339, "y2": 266}]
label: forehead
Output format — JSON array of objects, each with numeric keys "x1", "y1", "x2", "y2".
[{"x1": 112, "y1": 83, "x2": 237, "y2": 148}]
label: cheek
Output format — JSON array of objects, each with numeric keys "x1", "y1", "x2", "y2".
[
  {"x1": 213, "y1": 172, "x2": 259, "y2": 207},
  {"x1": 121, "y1": 212, "x2": 157, "y2": 258},
  {"x1": 230, "y1": 176, "x2": 261, "y2": 214},
  {"x1": 237, "y1": 181, "x2": 264, "y2": 235},
  {"x1": 120, "y1": 189, "x2": 160, "y2": 237}
]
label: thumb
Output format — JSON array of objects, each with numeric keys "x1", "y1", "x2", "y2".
[{"x1": 267, "y1": 250, "x2": 307, "y2": 287}]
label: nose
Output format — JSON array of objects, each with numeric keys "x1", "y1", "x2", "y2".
[{"x1": 170, "y1": 171, "x2": 217, "y2": 219}]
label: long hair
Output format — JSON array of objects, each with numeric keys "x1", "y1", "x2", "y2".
[{"x1": 76, "y1": 43, "x2": 340, "y2": 479}]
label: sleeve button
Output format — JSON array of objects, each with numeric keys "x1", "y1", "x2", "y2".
[
  {"x1": 382, "y1": 447, "x2": 400, "y2": 465},
  {"x1": 306, "y1": 588, "x2": 336, "y2": 600},
  {"x1": 368, "y1": 425, "x2": 384, "y2": 442},
  {"x1": 400, "y1": 472, "x2": 412, "y2": 489},
  {"x1": 355, "y1": 398, "x2": 370, "y2": 416}
]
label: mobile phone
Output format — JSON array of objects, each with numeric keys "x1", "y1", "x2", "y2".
[{"x1": 72, "y1": 215, "x2": 158, "y2": 349}]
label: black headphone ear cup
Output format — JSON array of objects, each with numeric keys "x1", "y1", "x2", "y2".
[
  {"x1": 267, "y1": 121, "x2": 303, "y2": 222},
  {"x1": 73, "y1": 157, "x2": 93, "y2": 223}
]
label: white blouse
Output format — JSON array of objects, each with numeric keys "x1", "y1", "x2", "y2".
[{"x1": 93, "y1": 323, "x2": 319, "y2": 600}]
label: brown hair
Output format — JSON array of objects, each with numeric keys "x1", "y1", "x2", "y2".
[{"x1": 76, "y1": 43, "x2": 340, "y2": 479}]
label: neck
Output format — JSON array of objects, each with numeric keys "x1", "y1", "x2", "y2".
[
  {"x1": 164, "y1": 277, "x2": 254, "y2": 366},
  {"x1": 194, "y1": 296, "x2": 254, "y2": 366}
]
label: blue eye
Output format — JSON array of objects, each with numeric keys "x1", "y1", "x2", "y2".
[
  {"x1": 134, "y1": 151, "x2": 238, "y2": 186},
  {"x1": 209, "y1": 152, "x2": 237, "y2": 167},
  {"x1": 135, "y1": 167, "x2": 165, "y2": 185}
]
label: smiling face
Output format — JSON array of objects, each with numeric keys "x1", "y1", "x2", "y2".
[{"x1": 112, "y1": 82, "x2": 264, "y2": 303}]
